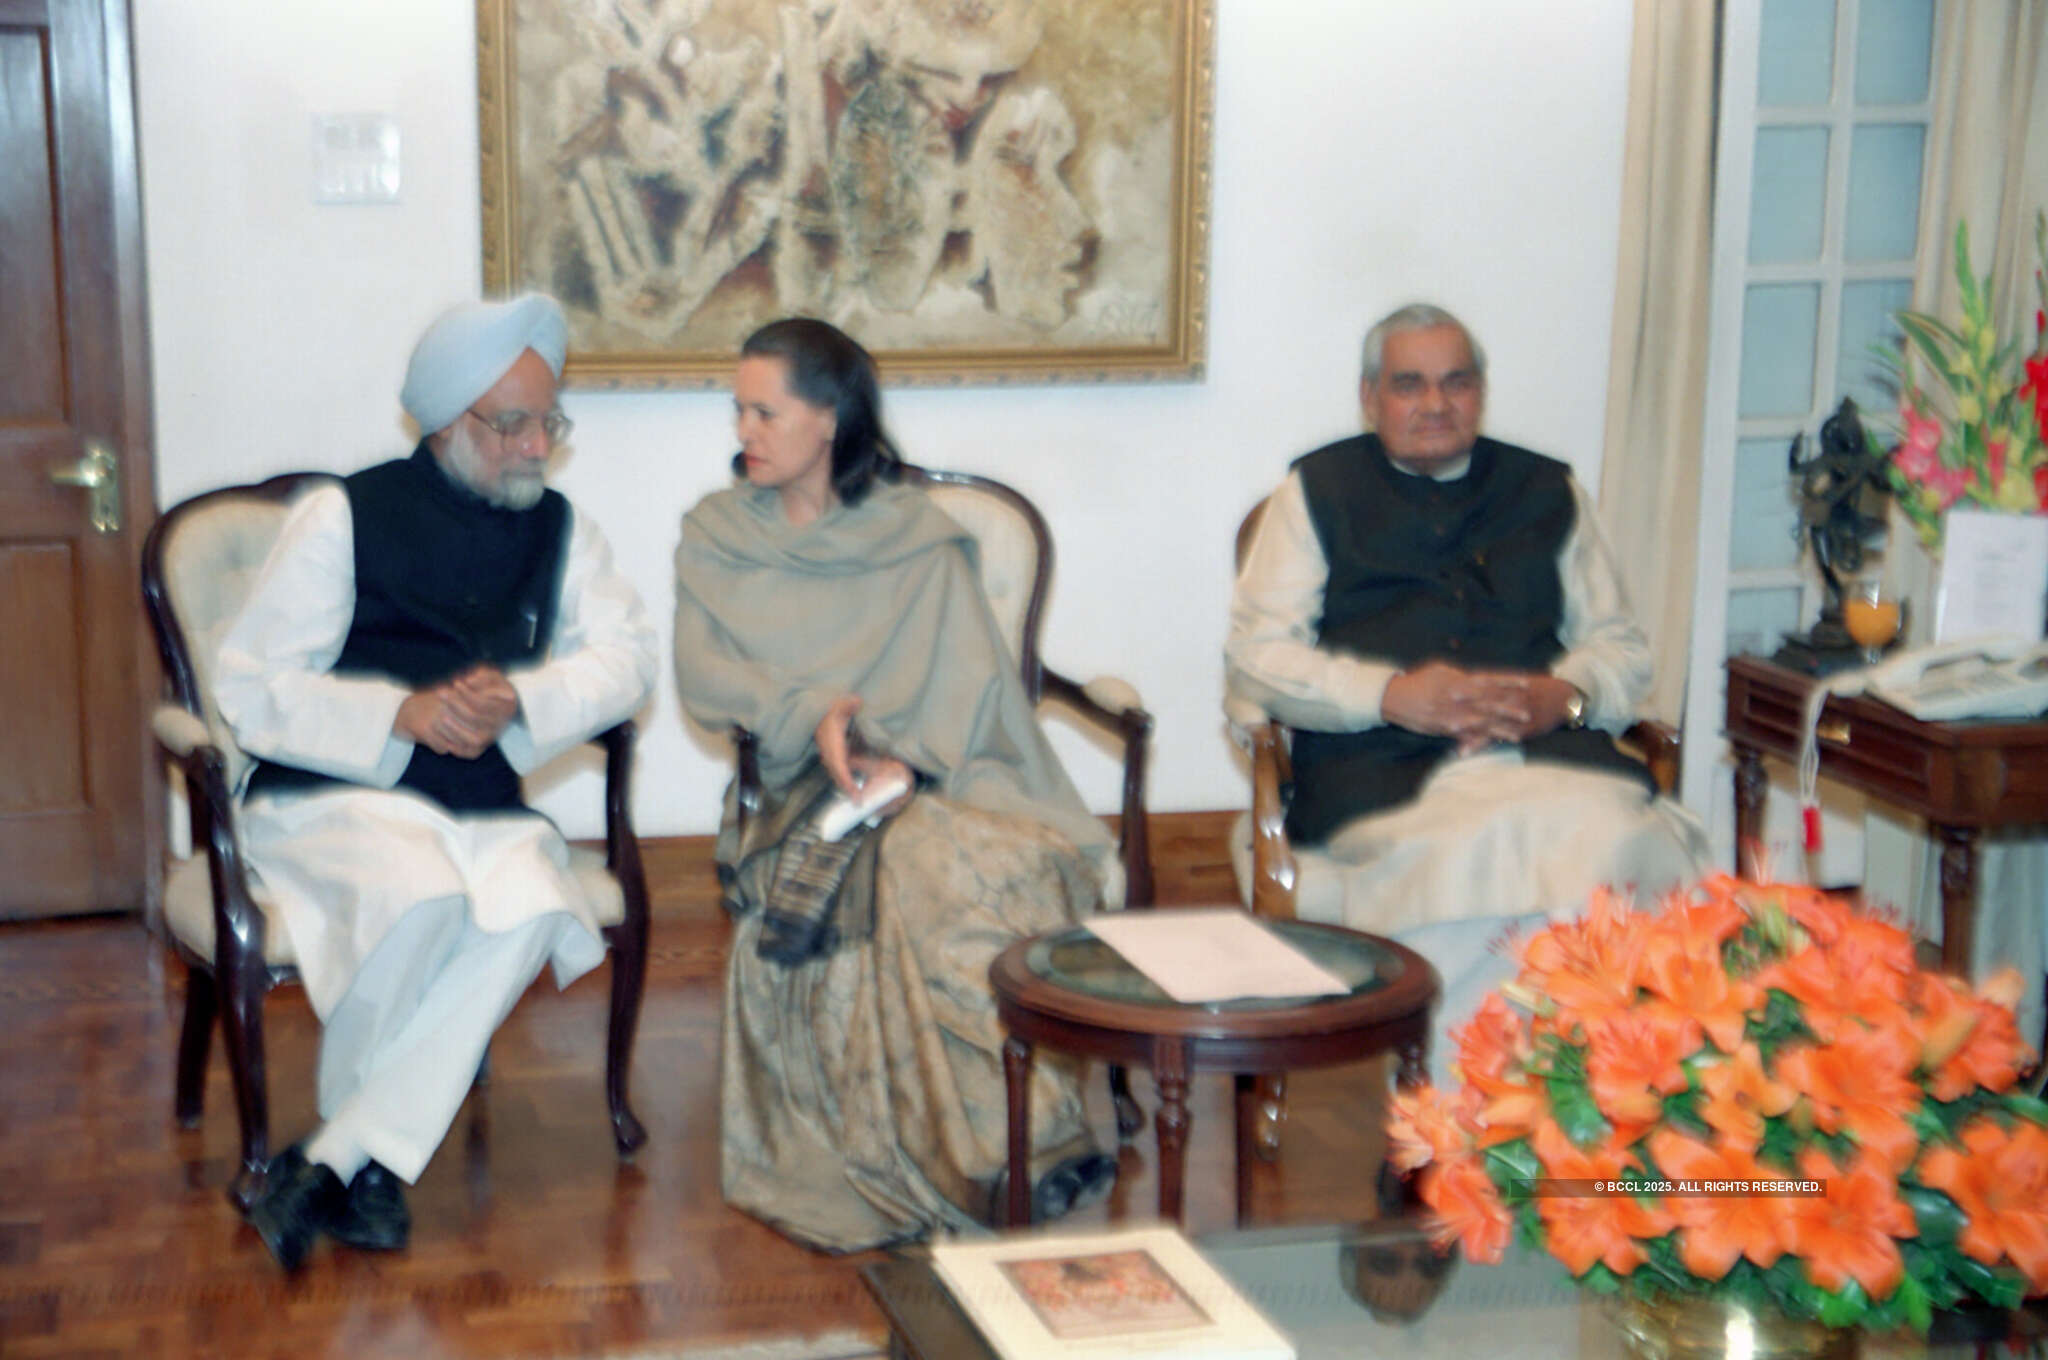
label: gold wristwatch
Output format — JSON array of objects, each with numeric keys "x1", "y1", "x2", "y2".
[{"x1": 1562, "y1": 686, "x2": 1588, "y2": 730}]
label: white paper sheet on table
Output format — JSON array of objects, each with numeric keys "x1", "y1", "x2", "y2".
[{"x1": 1086, "y1": 908, "x2": 1352, "y2": 1003}]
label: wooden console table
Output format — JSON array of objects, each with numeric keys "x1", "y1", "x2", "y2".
[{"x1": 1724, "y1": 655, "x2": 2048, "y2": 970}]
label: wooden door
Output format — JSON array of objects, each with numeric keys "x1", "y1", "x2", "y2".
[{"x1": 0, "y1": 0, "x2": 155, "y2": 917}]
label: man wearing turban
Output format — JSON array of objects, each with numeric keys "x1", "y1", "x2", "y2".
[{"x1": 214, "y1": 295, "x2": 658, "y2": 1270}]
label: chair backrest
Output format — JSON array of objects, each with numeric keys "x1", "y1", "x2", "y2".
[
  {"x1": 900, "y1": 465, "x2": 1051, "y2": 702},
  {"x1": 142, "y1": 473, "x2": 335, "y2": 793}
]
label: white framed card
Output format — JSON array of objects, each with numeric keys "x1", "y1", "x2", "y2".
[{"x1": 1932, "y1": 508, "x2": 2048, "y2": 643}]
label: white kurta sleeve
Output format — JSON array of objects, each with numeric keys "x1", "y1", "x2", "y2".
[
  {"x1": 1225, "y1": 469, "x2": 1399, "y2": 732},
  {"x1": 213, "y1": 484, "x2": 416, "y2": 788},
  {"x1": 1549, "y1": 477, "x2": 1654, "y2": 733},
  {"x1": 499, "y1": 505, "x2": 659, "y2": 774}
]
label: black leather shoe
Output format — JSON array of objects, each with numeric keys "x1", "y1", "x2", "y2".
[
  {"x1": 247, "y1": 1147, "x2": 344, "y2": 1273},
  {"x1": 983, "y1": 1152, "x2": 1119, "y2": 1227},
  {"x1": 330, "y1": 1161, "x2": 410, "y2": 1252},
  {"x1": 1032, "y1": 1151, "x2": 1119, "y2": 1223}
]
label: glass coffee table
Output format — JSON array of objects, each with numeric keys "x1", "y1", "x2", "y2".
[
  {"x1": 861, "y1": 1216, "x2": 2028, "y2": 1358},
  {"x1": 988, "y1": 917, "x2": 1438, "y2": 1226}
]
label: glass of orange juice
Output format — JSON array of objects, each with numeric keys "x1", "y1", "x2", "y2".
[{"x1": 1843, "y1": 576, "x2": 1904, "y2": 663}]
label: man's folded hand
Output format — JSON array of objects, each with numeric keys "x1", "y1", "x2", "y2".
[
  {"x1": 393, "y1": 666, "x2": 520, "y2": 759},
  {"x1": 1383, "y1": 664, "x2": 1579, "y2": 752}
]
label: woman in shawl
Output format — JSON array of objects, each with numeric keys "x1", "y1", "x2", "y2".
[{"x1": 673, "y1": 318, "x2": 1117, "y2": 1252}]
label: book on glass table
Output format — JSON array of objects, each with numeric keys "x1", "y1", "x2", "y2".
[{"x1": 929, "y1": 1223, "x2": 1296, "y2": 1360}]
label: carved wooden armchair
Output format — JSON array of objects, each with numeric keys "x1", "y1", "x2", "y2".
[
  {"x1": 730, "y1": 465, "x2": 1154, "y2": 1136},
  {"x1": 1228, "y1": 496, "x2": 1682, "y2": 1150},
  {"x1": 142, "y1": 473, "x2": 651, "y2": 1209}
]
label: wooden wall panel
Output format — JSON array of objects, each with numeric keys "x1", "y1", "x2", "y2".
[
  {"x1": 0, "y1": 540, "x2": 84, "y2": 810},
  {"x1": 0, "y1": 27, "x2": 65, "y2": 423}
]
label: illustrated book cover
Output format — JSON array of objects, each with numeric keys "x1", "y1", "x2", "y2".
[{"x1": 930, "y1": 1223, "x2": 1295, "y2": 1359}]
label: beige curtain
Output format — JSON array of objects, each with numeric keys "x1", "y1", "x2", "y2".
[
  {"x1": 1597, "y1": 0, "x2": 1720, "y2": 725},
  {"x1": 1912, "y1": 1, "x2": 2048, "y2": 338},
  {"x1": 1889, "y1": 2, "x2": 2048, "y2": 644}
]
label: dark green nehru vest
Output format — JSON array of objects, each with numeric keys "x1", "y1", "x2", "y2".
[
  {"x1": 1284, "y1": 433, "x2": 1653, "y2": 845},
  {"x1": 245, "y1": 444, "x2": 570, "y2": 814}
]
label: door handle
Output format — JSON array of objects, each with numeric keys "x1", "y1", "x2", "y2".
[{"x1": 49, "y1": 441, "x2": 120, "y2": 533}]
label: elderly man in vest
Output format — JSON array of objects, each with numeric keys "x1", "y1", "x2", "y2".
[
  {"x1": 214, "y1": 295, "x2": 658, "y2": 1270},
  {"x1": 1227, "y1": 302, "x2": 1706, "y2": 1070}
]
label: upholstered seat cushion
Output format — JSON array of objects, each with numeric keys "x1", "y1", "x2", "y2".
[{"x1": 163, "y1": 845, "x2": 627, "y2": 967}]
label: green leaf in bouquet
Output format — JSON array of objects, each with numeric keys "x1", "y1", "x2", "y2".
[
  {"x1": 1721, "y1": 1261, "x2": 1774, "y2": 1316},
  {"x1": 1486, "y1": 1135, "x2": 1542, "y2": 1196},
  {"x1": 1953, "y1": 221, "x2": 1982, "y2": 316},
  {"x1": 1757, "y1": 1113, "x2": 1804, "y2": 1167},
  {"x1": 1763, "y1": 1256, "x2": 1824, "y2": 1321},
  {"x1": 1891, "y1": 1269, "x2": 1934, "y2": 1334},
  {"x1": 1896, "y1": 312, "x2": 1967, "y2": 390},
  {"x1": 1747, "y1": 989, "x2": 1808, "y2": 1059},
  {"x1": 1815, "y1": 1278, "x2": 1870, "y2": 1329},
  {"x1": 1659, "y1": 1086, "x2": 1712, "y2": 1140},
  {"x1": 2001, "y1": 1091, "x2": 2048, "y2": 1127},
  {"x1": 1921, "y1": 1089, "x2": 2004, "y2": 1140},
  {"x1": 1901, "y1": 1182, "x2": 1966, "y2": 1248},
  {"x1": 1950, "y1": 1254, "x2": 2027, "y2": 1310},
  {"x1": 1907, "y1": 1101, "x2": 1952, "y2": 1145},
  {"x1": 1579, "y1": 1260, "x2": 1624, "y2": 1295},
  {"x1": 1641, "y1": 1234, "x2": 1702, "y2": 1294},
  {"x1": 1541, "y1": 1040, "x2": 1609, "y2": 1148}
]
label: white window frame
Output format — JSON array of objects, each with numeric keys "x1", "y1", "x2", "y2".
[{"x1": 1681, "y1": 0, "x2": 1940, "y2": 847}]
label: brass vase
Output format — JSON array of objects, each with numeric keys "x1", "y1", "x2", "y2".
[{"x1": 1604, "y1": 1291, "x2": 1859, "y2": 1360}]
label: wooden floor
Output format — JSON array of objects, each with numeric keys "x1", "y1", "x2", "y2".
[{"x1": 0, "y1": 813, "x2": 1397, "y2": 1359}]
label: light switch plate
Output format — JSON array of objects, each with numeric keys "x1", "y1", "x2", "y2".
[{"x1": 311, "y1": 114, "x2": 401, "y2": 205}]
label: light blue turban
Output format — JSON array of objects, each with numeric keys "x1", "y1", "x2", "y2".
[{"x1": 400, "y1": 294, "x2": 569, "y2": 434}]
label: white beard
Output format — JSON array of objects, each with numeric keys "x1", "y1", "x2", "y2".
[{"x1": 443, "y1": 424, "x2": 547, "y2": 510}]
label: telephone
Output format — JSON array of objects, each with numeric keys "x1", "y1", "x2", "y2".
[{"x1": 1828, "y1": 635, "x2": 2048, "y2": 721}]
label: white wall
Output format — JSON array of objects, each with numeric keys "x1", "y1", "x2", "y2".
[{"x1": 134, "y1": 0, "x2": 1636, "y2": 838}]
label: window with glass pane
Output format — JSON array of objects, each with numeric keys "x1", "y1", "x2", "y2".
[
  {"x1": 1724, "y1": 0, "x2": 1935, "y2": 649},
  {"x1": 1727, "y1": 586, "x2": 1806, "y2": 657},
  {"x1": 1729, "y1": 439, "x2": 1805, "y2": 571}
]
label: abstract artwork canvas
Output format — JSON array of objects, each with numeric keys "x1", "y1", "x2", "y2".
[{"x1": 478, "y1": 0, "x2": 1213, "y2": 387}]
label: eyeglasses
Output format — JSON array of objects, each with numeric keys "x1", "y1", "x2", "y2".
[{"x1": 466, "y1": 406, "x2": 573, "y2": 444}]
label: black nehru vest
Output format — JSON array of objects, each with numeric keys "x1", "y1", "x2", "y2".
[
  {"x1": 1283, "y1": 433, "x2": 1654, "y2": 845},
  {"x1": 245, "y1": 444, "x2": 570, "y2": 814}
]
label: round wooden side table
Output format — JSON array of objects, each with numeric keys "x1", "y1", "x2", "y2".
[{"x1": 989, "y1": 915, "x2": 1439, "y2": 1227}]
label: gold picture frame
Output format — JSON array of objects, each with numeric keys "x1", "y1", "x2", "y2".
[{"x1": 477, "y1": 0, "x2": 1214, "y2": 389}]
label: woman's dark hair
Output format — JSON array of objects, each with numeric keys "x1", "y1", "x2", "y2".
[{"x1": 735, "y1": 317, "x2": 904, "y2": 505}]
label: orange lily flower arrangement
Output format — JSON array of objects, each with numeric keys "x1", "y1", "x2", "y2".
[{"x1": 1386, "y1": 875, "x2": 2048, "y2": 1333}]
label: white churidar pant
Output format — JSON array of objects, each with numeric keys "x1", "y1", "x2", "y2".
[
  {"x1": 306, "y1": 898, "x2": 580, "y2": 1183},
  {"x1": 242, "y1": 785, "x2": 607, "y2": 1184}
]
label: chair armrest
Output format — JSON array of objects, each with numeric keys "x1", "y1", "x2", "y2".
[
  {"x1": 155, "y1": 731, "x2": 271, "y2": 968},
  {"x1": 1040, "y1": 668, "x2": 1146, "y2": 730},
  {"x1": 1039, "y1": 667, "x2": 1155, "y2": 907},
  {"x1": 1079, "y1": 675, "x2": 1143, "y2": 718},
  {"x1": 590, "y1": 721, "x2": 650, "y2": 929},
  {"x1": 1224, "y1": 693, "x2": 1267, "y2": 748},
  {"x1": 1247, "y1": 721, "x2": 1298, "y2": 920},
  {"x1": 152, "y1": 703, "x2": 211, "y2": 758},
  {"x1": 1620, "y1": 718, "x2": 1681, "y2": 796}
]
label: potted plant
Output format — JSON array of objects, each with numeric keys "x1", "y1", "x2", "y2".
[
  {"x1": 1882, "y1": 211, "x2": 2048, "y2": 553},
  {"x1": 1387, "y1": 875, "x2": 2044, "y2": 1357}
]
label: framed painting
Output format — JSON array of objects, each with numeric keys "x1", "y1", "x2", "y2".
[{"x1": 477, "y1": 0, "x2": 1214, "y2": 388}]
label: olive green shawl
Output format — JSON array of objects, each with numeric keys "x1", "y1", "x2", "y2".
[{"x1": 673, "y1": 480, "x2": 1111, "y2": 872}]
